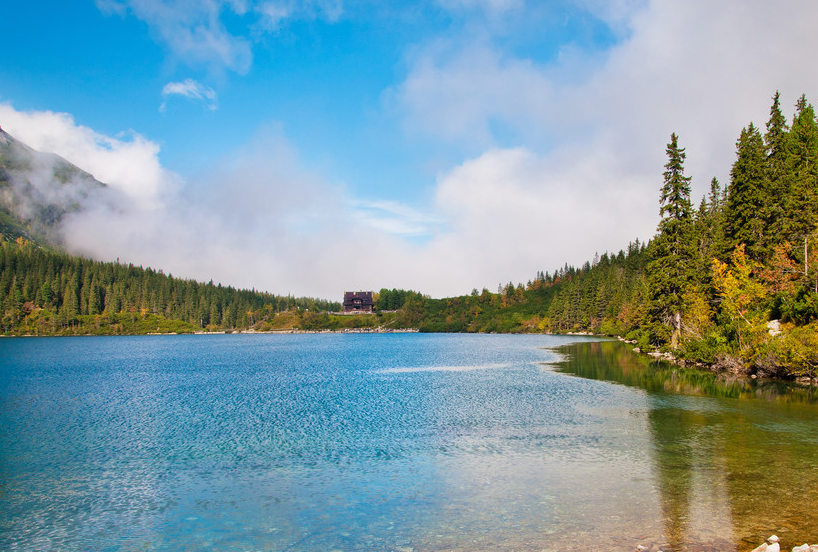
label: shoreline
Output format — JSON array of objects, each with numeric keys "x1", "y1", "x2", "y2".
[{"x1": 615, "y1": 335, "x2": 818, "y2": 387}]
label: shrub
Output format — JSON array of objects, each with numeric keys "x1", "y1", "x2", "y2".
[
  {"x1": 778, "y1": 288, "x2": 818, "y2": 325},
  {"x1": 752, "y1": 322, "x2": 818, "y2": 377}
]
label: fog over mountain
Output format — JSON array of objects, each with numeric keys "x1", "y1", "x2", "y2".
[{"x1": 0, "y1": 126, "x2": 111, "y2": 245}]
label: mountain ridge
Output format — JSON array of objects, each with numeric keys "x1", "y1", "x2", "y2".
[{"x1": 0, "y1": 124, "x2": 106, "y2": 247}]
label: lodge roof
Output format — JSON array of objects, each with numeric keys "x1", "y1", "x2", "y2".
[{"x1": 343, "y1": 291, "x2": 374, "y2": 312}]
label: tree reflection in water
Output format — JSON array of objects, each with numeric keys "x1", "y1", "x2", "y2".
[{"x1": 554, "y1": 340, "x2": 818, "y2": 551}]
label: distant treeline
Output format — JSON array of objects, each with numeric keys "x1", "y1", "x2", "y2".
[
  {"x1": 0, "y1": 239, "x2": 340, "y2": 334},
  {"x1": 396, "y1": 240, "x2": 648, "y2": 334}
]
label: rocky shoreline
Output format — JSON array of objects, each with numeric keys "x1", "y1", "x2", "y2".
[{"x1": 617, "y1": 336, "x2": 818, "y2": 386}]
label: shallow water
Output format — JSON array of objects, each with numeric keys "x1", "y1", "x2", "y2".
[{"x1": 0, "y1": 334, "x2": 816, "y2": 551}]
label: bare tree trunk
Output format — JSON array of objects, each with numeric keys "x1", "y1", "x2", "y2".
[{"x1": 671, "y1": 311, "x2": 681, "y2": 349}]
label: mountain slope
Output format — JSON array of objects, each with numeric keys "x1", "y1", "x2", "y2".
[{"x1": 0, "y1": 125, "x2": 106, "y2": 246}]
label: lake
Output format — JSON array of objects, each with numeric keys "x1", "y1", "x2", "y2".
[{"x1": 1, "y1": 333, "x2": 817, "y2": 551}]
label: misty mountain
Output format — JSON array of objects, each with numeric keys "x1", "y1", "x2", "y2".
[{"x1": 0, "y1": 125, "x2": 106, "y2": 246}]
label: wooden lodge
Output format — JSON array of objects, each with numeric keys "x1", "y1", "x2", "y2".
[{"x1": 343, "y1": 291, "x2": 374, "y2": 313}]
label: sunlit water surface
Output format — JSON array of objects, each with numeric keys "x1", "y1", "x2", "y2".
[{"x1": 1, "y1": 334, "x2": 817, "y2": 551}]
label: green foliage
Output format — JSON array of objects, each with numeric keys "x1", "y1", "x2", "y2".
[
  {"x1": 753, "y1": 322, "x2": 818, "y2": 377},
  {"x1": 777, "y1": 288, "x2": 818, "y2": 325},
  {"x1": 711, "y1": 244, "x2": 768, "y2": 350},
  {"x1": 678, "y1": 329, "x2": 729, "y2": 365},
  {"x1": 647, "y1": 133, "x2": 697, "y2": 348},
  {"x1": 626, "y1": 93, "x2": 818, "y2": 378},
  {"x1": 783, "y1": 95, "x2": 818, "y2": 240},
  {"x1": 0, "y1": 239, "x2": 341, "y2": 335},
  {"x1": 375, "y1": 288, "x2": 424, "y2": 311},
  {"x1": 724, "y1": 124, "x2": 770, "y2": 261}
]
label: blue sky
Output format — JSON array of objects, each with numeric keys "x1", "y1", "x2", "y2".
[
  {"x1": 3, "y1": 0, "x2": 818, "y2": 298},
  {"x1": 1, "y1": 0, "x2": 616, "y2": 196}
]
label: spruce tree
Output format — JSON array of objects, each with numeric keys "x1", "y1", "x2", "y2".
[
  {"x1": 785, "y1": 94, "x2": 818, "y2": 241},
  {"x1": 724, "y1": 123, "x2": 769, "y2": 261},
  {"x1": 765, "y1": 92, "x2": 790, "y2": 177},
  {"x1": 765, "y1": 91, "x2": 790, "y2": 231},
  {"x1": 707, "y1": 177, "x2": 723, "y2": 214},
  {"x1": 705, "y1": 177, "x2": 727, "y2": 259},
  {"x1": 647, "y1": 133, "x2": 696, "y2": 348},
  {"x1": 693, "y1": 193, "x2": 714, "y2": 286}
]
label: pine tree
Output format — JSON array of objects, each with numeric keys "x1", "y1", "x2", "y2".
[
  {"x1": 706, "y1": 177, "x2": 727, "y2": 258},
  {"x1": 647, "y1": 133, "x2": 696, "y2": 348},
  {"x1": 765, "y1": 92, "x2": 790, "y2": 178},
  {"x1": 784, "y1": 95, "x2": 818, "y2": 240},
  {"x1": 765, "y1": 91, "x2": 790, "y2": 237},
  {"x1": 724, "y1": 123, "x2": 769, "y2": 261}
]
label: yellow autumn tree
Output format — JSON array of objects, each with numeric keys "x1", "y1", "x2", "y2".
[
  {"x1": 680, "y1": 289, "x2": 713, "y2": 341},
  {"x1": 712, "y1": 244, "x2": 767, "y2": 350}
]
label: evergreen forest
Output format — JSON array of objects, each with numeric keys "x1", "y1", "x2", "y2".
[{"x1": 0, "y1": 240, "x2": 341, "y2": 335}]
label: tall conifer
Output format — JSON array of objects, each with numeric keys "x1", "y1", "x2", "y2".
[
  {"x1": 724, "y1": 123, "x2": 768, "y2": 261},
  {"x1": 648, "y1": 133, "x2": 695, "y2": 348},
  {"x1": 765, "y1": 91, "x2": 790, "y2": 194},
  {"x1": 785, "y1": 95, "x2": 818, "y2": 240}
]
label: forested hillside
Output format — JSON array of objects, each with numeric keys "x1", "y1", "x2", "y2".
[
  {"x1": 637, "y1": 92, "x2": 818, "y2": 376},
  {"x1": 390, "y1": 92, "x2": 818, "y2": 377},
  {"x1": 513, "y1": 92, "x2": 818, "y2": 377},
  {"x1": 0, "y1": 239, "x2": 341, "y2": 335},
  {"x1": 390, "y1": 239, "x2": 648, "y2": 334}
]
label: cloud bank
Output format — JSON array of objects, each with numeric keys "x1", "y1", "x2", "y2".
[{"x1": 0, "y1": 104, "x2": 178, "y2": 208}]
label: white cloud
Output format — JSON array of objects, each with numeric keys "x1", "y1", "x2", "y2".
[
  {"x1": 415, "y1": 143, "x2": 654, "y2": 294},
  {"x1": 256, "y1": 2, "x2": 291, "y2": 31},
  {"x1": 96, "y1": 0, "x2": 254, "y2": 73},
  {"x1": 0, "y1": 103, "x2": 179, "y2": 208},
  {"x1": 160, "y1": 78, "x2": 218, "y2": 111},
  {"x1": 0, "y1": 106, "x2": 425, "y2": 298},
  {"x1": 395, "y1": 42, "x2": 557, "y2": 148},
  {"x1": 96, "y1": 0, "x2": 345, "y2": 73},
  {"x1": 571, "y1": 0, "x2": 645, "y2": 34},
  {"x1": 351, "y1": 199, "x2": 444, "y2": 237},
  {"x1": 255, "y1": 0, "x2": 343, "y2": 31}
]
